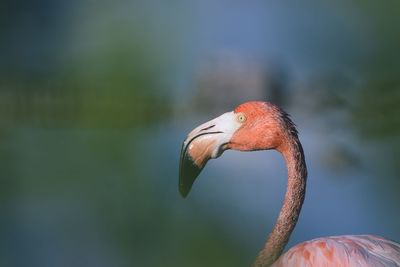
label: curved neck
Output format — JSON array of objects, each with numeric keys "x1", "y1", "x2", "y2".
[{"x1": 253, "y1": 135, "x2": 307, "y2": 267}]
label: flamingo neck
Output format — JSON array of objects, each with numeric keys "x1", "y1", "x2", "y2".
[{"x1": 253, "y1": 135, "x2": 307, "y2": 267}]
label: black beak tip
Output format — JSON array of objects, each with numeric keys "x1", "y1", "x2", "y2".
[
  {"x1": 179, "y1": 145, "x2": 203, "y2": 198},
  {"x1": 179, "y1": 184, "x2": 190, "y2": 198}
]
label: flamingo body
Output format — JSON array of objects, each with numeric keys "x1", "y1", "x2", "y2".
[
  {"x1": 273, "y1": 235, "x2": 400, "y2": 267},
  {"x1": 179, "y1": 101, "x2": 400, "y2": 266}
]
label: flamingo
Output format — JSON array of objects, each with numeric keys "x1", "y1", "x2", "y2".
[{"x1": 179, "y1": 101, "x2": 400, "y2": 266}]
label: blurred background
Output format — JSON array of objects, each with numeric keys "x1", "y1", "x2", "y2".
[{"x1": 1, "y1": 1, "x2": 399, "y2": 266}]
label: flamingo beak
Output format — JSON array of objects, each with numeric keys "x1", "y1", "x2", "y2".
[{"x1": 179, "y1": 111, "x2": 242, "y2": 198}]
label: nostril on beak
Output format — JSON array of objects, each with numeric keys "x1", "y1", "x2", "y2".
[{"x1": 200, "y1": 125, "x2": 215, "y2": 132}]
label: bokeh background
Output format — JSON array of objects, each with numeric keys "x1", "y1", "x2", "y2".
[{"x1": 1, "y1": 1, "x2": 399, "y2": 266}]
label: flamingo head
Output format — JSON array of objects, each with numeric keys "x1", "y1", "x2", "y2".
[{"x1": 179, "y1": 101, "x2": 293, "y2": 197}]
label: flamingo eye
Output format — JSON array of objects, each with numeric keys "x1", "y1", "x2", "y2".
[{"x1": 237, "y1": 113, "x2": 246, "y2": 123}]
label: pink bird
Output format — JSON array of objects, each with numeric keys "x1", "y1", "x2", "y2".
[{"x1": 179, "y1": 101, "x2": 400, "y2": 266}]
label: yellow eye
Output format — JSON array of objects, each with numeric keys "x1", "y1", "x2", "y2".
[{"x1": 237, "y1": 113, "x2": 246, "y2": 123}]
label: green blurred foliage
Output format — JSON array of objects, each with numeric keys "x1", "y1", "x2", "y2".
[{"x1": 0, "y1": 2, "x2": 253, "y2": 266}]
